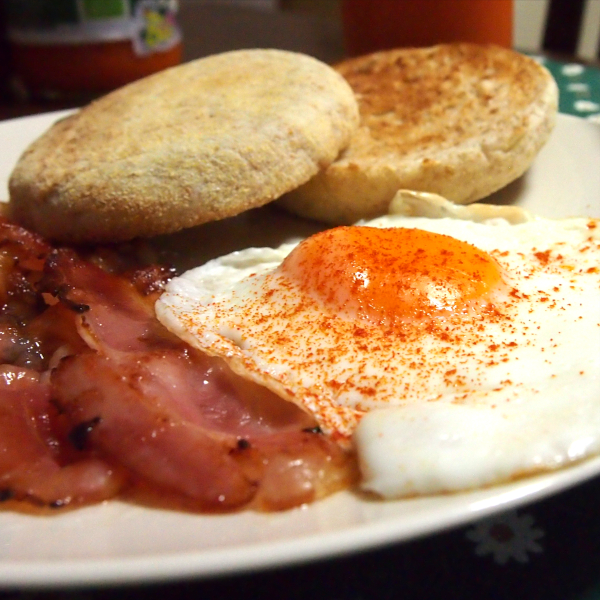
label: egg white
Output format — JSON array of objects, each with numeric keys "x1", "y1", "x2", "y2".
[{"x1": 156, "y1": 195, "x2": 600, "y2": 498}]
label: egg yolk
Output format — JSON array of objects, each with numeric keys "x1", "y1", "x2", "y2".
[{"x1": 280, "y1": 226, "x2": 506, "y2": 328}]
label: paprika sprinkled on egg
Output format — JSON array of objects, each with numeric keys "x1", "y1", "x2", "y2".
[
  {"x1": 156, "y1": 203, "x2": 600, "y2": 498},
  {"x1": 280, "y1": 226, "x2": 508, "y2": 328}
]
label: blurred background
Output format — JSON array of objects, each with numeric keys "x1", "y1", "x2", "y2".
[
  {"x1": 0, "y1": 0, "x2": 599, "y2": 116},
  {"x1": 180, "y1": 0, "x2": 600, "y2": 63}
]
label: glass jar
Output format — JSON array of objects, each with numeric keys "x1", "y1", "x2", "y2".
[{"x1": 5, "y1": 0, "x2": 182, "y2": 100}]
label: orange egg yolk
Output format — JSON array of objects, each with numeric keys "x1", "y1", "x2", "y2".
[{"x1": 279, "y1": 226, "x2": 506, "y2": 328}]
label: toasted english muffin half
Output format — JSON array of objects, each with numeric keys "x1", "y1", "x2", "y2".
[
  {"x1": 8, "y1": 49, "x2": 359, "y2": 243},
  {"x1": 278, "y1": 44, "x2": 558, "y2": 224}
]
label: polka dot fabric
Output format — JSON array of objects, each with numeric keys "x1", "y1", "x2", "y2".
[{"x1": 529, "y1": 54, "x2": 600, "y2": 124}]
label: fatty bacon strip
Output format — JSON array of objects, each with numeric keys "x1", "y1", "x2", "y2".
[{"x1": 0, "y1": 218, "x2": 355, "y2": 513}]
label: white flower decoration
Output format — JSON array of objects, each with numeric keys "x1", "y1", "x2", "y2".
[{"x1": 465, "y1": 510, "x2": 544, "y2": 565}]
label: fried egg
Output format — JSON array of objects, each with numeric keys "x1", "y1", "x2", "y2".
[{"x1": 156, "y1": 193, "x2": 600, "y2": 498}]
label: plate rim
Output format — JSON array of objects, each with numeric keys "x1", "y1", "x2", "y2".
[{"x1": 0, "y1": 110, "x2": 599, "y2": 590}]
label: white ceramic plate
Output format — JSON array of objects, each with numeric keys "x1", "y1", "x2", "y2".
[{"x1": 0, "y1": 112, "x2": 599, "y2": 590}]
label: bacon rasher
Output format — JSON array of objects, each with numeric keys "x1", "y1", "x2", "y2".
[{"x1": 0, "y1": 218, "x2": 355, "y2": 512}]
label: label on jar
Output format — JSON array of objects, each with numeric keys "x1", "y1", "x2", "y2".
[{"x1": 5, "y1": 0, "x2": 181, "y2": 56}]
